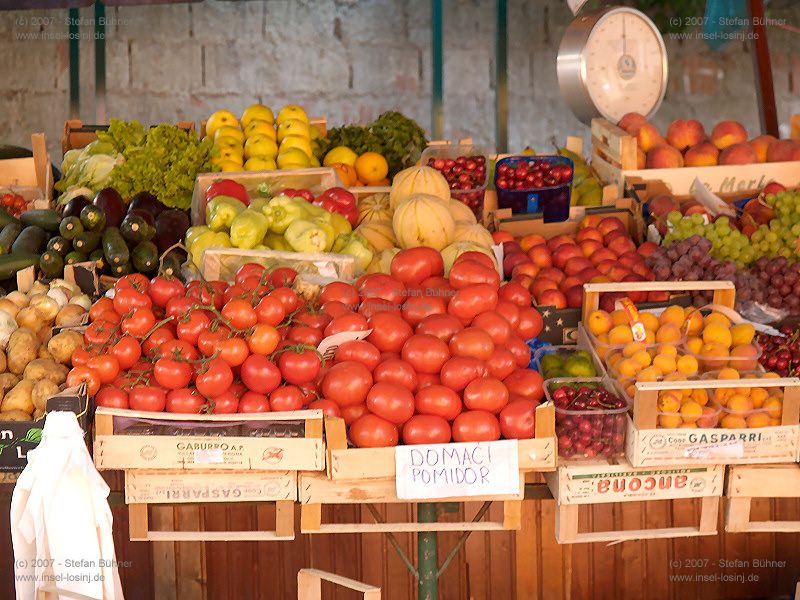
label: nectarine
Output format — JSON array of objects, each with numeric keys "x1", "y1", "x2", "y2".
[
  {"x1": 519, "y1": 233, "x2": 547, "y2": 252},
  {"x1": 564, "y1": 256, "x2": 593, "y2": 276},
  {"x1": 579, "y1": 239, "x2": 604, "y2": 259},
  {"x1": 547, "y1": 235, "x2": 575, "y2": 251},
  {"x1": 564, "y1": 285, "x2": 583, "y2": 309},
  {"x1": 710, "y1": 120, "x2": 748, "y2": 150},
  {"x1": 531, "y1": 277, "x2": 560, "y2": 298},
  {"x1": 719, "y1": 142, "x2": 757, "y2": 165},
  {"x1": 750, "y1": 135, "x2": 778, "y2": 163},
  {"x1": 575, "y1": 227, "x2": 603, "y2": 244},
  {"x1": 527, "y1": 244, "x2": 553, "y2": 268},
  {"x1": 552, "y1": 245, "x2": 583, "y2": 270},
  {"x1": 666, "y1": 119, "x2": 705, "y2": 151},
  {"x1": 637, "y1": 123, "x2": 666, "y2": 153},
  {"x1": 646, "y1": 144, "x2": 684, "y2": 169},
  {"x1": 684, "y1": 142, "x2": 719, "y2": 167},
  {"x1": 590, "y1": 248, "x2": 619, "y2": 266},
  {"x1": 536, "y1": 288, "x2": 567, "y2": 309},
  {"x1": 597, "y1": 217, "x2": 626, "y2": 237},
  {"x1": 537, "y1": 267, "x2": 566, "y2": 284},
  {"x1": 618, "y1": 112, "x2": 649, "y2": 135}
]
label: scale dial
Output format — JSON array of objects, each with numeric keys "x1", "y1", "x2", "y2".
[{"x1": 558, "y1": 7, "x2": 668, "y2": 124}]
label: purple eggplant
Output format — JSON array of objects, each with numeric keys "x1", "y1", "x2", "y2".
[
  {"x1": 129, "y1": 191, "x2": 165, "y2": 220},
  {"x1": 62, "y1": 195, "x2": 90, "y2": 219},
  {"x1": 93, "y1": 188, "x2": 125, "y2": 228},
  {"x1": 127, "y1": 209, "x2": 156, "y2": 227},
  {"x1": 155, "y1": 209, "x2": 190, "y2": 254}
]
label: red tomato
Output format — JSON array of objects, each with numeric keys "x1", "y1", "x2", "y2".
[
  {"x1": 160, "y1": 339, "x2": 199, "y2": 362},
  {"x1": 235, "y1": 263, "x2": 266, "y2": 285},
  {"x1": 93, "y1": 309, "x2": 120, "y2": 325},
  {"x1": 401, "y1": 294, "x2": 447, "y2": 327},
  {"x1": 486, "y1": 348, "x2": 517, "y2": 380},
  {"x1": 498, "y1": 281, "x2": 532, "y2": 307},
  {"x1": 86, "y1": 355, "x2": 120, "y2": 385},
  {"x1": 240, "y1": 354, "x2": 282, "y2": 394},
  {"x1": 503, "y1": 369, "x2": 544, "y2": 402},
  {"x1": 268, "y1": 287, "x2": 301, "y2": 313},
  {"x1": 452, "y1": 411, "x2": 501, "y2": 442},
  {"x1": 269, "y1": 385, "x2": 305, "y2": 412},
  {"x1": 366, "y1": 382, "x2": 415, "y2": 424},
  {"x1": 72, "y1": 347, "x2": 95, "y2": 367},
  {"x1": 148, "y1": 276, "x2": 185, "y2": 308},
  {"x1": 66, "y1": 366, "x2": 101, "y2": 396},
  {"x1": 448, "y1": 284, "x2": 498, "y2": 324},
  {"x1": 166, "y1": 296, "x2": 195, "y2": 321},
  {"x1": 269, "y1": 267, "x2": 297, "y2": 288},
  {"x1": 357, "y1": 273, "x2": 406, "y2": 305},
  {"x1": 277, "y1": 348, "x2": 321, "y2": 384},
  {"x1": 449, "y1": 260, "x2": 500, "y2": 290},
  {"x1": 415, "y1": 313, "x2": 463, "y2": 342},
  {"x1": 335, "y1": 340, "x2": 381, "y2": 371},
  {"x1": 439, "y1": 356, "x2": 487, "y2": 392},
  {"x1": 321, "y1": 300, "x2": 353, "y2": 319},
  {"x1": 113, "y1": 288, "x2": 152, "y2": 315},
  {"x1": 153, "y1": 358, "x2": 193, "y2": 389},
  {"x1": 463, "y1": 378, "x2": 509, "y2": 413},
  {"x1": 416, "y1": 373, "x2": 441, "y2": 389},
  {"x1": 367, "y1": 312, "x2": 413, "y2": 353},
  {"x1": 506, "y1": 336, "x2": 532, "y2": 368},
  {"x1": 499, "y1": 399, "x2": 537, "y2": 439},
  {"x1": 248, "y1": 324, "x2": 280, "y2": 355},
  {"x1": 321, "y1": 361, "x2": 373, "y2": 407},
  {"x1": 241, "y1": 275, "x2": 270, "y2": 298},
  {"x1": 176, "y1": 311, "x2": 210, "y2": 345},
  {"x1": 402, "y1": 415, "x2": 452, "y2": 445},
  {"x1": 358, "y1": 297, "x2": 400, "y2": 319},
  {"x1": 471, "y1": 311, "x2": 512, "y2": 345},
  {"x1": 297, "y1": 381, "x2": 318, "y2": 404},
  {"x1": 228, "y1": 381, "x2": 248, "y2": 399},
  {"x1": 324, "y1": 313, "x2": 369, "y2": 338},
  {"x1": 455, "y1": 251, "x2": 496, "y2": 271},
  {"x1": 222, "y1": 298, "x2": 258, "y2": 330},
  {"x1": 319, "y1": 281, "x2": 359, "y2": 307},
  {"x1": 128, "y1": 385, "x2": 167, "y2": 412},
  {"x1": 308, "y1": 399, "x2": 341, "y2": 417},
  {"x1": 294, "y1": 309, "x2": 331, "y2": 330},
  {"x1": 516, "y1": 307, "x2": 544, "y2": 340},
  {"x1": 186, "y1": 280, "x2": 226, "y2": 309},
  {"x1": 196, "y1": 358, "x2": 234, "y2": 397},
  {"x1": 115, "y1": 273, "x2": 149, "y2": 294},
  {"x1": 218, "y1": 337, "x2": 250, "y2": 367},
  {"x1": 197, "y1": 327, "x2": 231, "y2": 357},
  {"x1": 449, "y1": 327, "x2": 495, "y2": 361},
  {"x1": 349, "y1": 414, "x2": 399, "y2": 448},
  {"x1": 495, "y1": 301, "x2": 520, "y2": 329},
  {"x1": 415, "y1": 385, "x2": 462, "y2": 421},
  {"x1": 142, "y1": 325, "x2": 175, "y2": 356},
  {"x1": 84, "y1": 320, "x2": 117, "y2": 345},
  {"x1": 208, "y1": 389, "x2": 240, "y2": 414},
  {"x1": 372, "y1": 359, "x2": 418, "y2": 391},
  {"x1": 239, "y1": 391, "x2": 270, "y2": 413},
  {"x1": 166, "y1": 387, "x2": 205, "y2": 413},
  {"x1": 390, "y1": 248, "x2": 444, "y2": 286},
  {"x1": 96, "y1": 386, "x2": 129, "y2": 409},
  {"x1": 287, "y1": 325, "x2": 324, "y2": 347},
  {"x1": 223, "y1": 283, "x2": 248, "y2": 304},
  {"x1": 255, "y1": 295, "x2": 286, "y2": 326},
  {"x1": 401, "y1": 334, "x2": 450, "y2": 374},
  {"x1": 419, "y1": 276, "x2": 453, "y2": 299},
  {"x1": 89, "y1": 297, "x2": 116, "y2": 322},
  {"x1": 340, "y1": 402, "x2": 369, "y2": 425}
]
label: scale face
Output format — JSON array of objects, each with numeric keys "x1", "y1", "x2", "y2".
[{"x1": 557, "y1": 6, "x2": 668, "y2": 124}]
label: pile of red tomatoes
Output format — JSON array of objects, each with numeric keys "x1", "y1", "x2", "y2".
[{"x1": 68, "y1": 246, "x2": 545, "y2": 448}]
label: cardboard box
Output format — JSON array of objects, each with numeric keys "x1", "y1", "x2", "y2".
[{"x1": 0, "y1": 133, "x2": 52, "y2": 208}]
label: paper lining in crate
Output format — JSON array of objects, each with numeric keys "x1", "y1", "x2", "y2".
[
  {"x1": 591, "y1": 117, "x2": 800, "y2": 196},
  {"x1": 0, "y1": 132, "x2": 53, "y2": 209},
  {"x1": 93, "y1": 407, "x2": 325, "y2": 471},
  {"x1": 201, "y1": 246, "x2": 356, "y2": 283}
]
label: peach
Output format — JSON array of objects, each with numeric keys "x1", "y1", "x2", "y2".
[
  {"x1": 646, "y1": 144, "x2": 684, "y2": 169},
  {"x1": 710, "y1": 120, "x2": 748, "y2": 150},
  {"x1": 511, "y1": 262, "x2": 540, "y2": 279},
  {"x1": 649, "y1": 195, "x2": 680, "y2": 221},
  {"x1": 618, "y1": 112, "x2": 649, "y2": 135},
  {"x1": 619, "y1": 250, "x2": 644, "y2": 265},
  {"x1": 632, "y1": 262, "x2": 653, "y2": 279},
  {"x1": 531, "y1": 277, "x2": 559, "y2": 298},
  {"x1": 608, "y1": 266, "x2": 631, "y2": 282},
  {"x1": 597, "y1": 217, "x2": 626, "y2": 237},
  {"x1": 579, "y1": 239, "x2": 604, "y2": 259},
  {"x1": 519, "y1": 233, "x2": 547, "y2": 252},
  {"x1": 594, "y1": 260, "x2": 615, "y2": 276},
  {"x1": 636, "y1": 148, "x2": 646, "y2": 169},
  {"x1": 637, "y1": 241, "x2": 660, "y2": 258},
  {"x1": 564, "y1": 285, "x2": 583, "y2": 309},
  {"x1": 750, "y1": 135, "x2": 778, "y2": 163},
  {"x1": 537, "y1": 267, "x2": 566, "y2": 284},
  {"x1": 577, "y1": 267, "x2": 601, "y2": 282},
  {"x1": 579, "y1": 215, "x2": 602, "y2": 229},
  {"x1": 586, "y1": 310, "x2": 613, "y2": 336},
  {"x1": 527, "y1": 244, "x2": 552, "y2": 268},
  {"x1": 766, "y1": 139, "x2": 800, "y2": 163},
  {"x1": 607, "y1": 236, "x2": 637, "y2": 257},
  {"x1": 719, "y1": 142, "x2": 757, "y2": 165},
  {"x1": 648, "y1": 291, "x2": 670, "y2": 302},
  {"x1": 637, "y1": 123, "x2": 666, "y2": 153},
  {"x1": 575, "y1": 226, "x2": 603, "y2": 244},
  {"x1": 590, "y1": 248, "x2": 619, "y2": 266},
  {"x1": 684, "y1": 142, "x2": 719, "y2": 167},
  {"x1": 564, "y1": 256, "x2": 593, "y2": 276},
  {"x1": 603, "y1": 229, "x2": 628, "y2": 246},
  {"x1": 666, "y1": 119, "x2": 705, "y2": 151},
  {"x1": 547, "y1": 235, "x2": 575, "y2": 251},
  {"x1": 492, "y1": 231, "x2": 514, "y2": 244},
  {"x1": 561, "y1": 275, "x2": 583, "y2": 291},
  {"x1": 553, "y1": 244, "x2": 584, "y2": 269},
  {"x1": 536, "y1": 288, "x2": 567, "y2": 309}
]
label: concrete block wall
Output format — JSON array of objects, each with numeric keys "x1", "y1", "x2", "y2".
[{"x1": 0, "y1": 0, "x2": 798, "y2": 163}]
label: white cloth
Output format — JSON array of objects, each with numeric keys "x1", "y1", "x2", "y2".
[{"x1": 10, "y1": 411, "x2": 125, "y2": 600}]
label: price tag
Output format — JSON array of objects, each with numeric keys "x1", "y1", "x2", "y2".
[
  {"x1": 194, "y1": 448, "x2": 224, "y2": 464},
  {"x1": 317, "y1": 329, "x2": 373, "y2": 363},
  {"x1": 615, "y1": 297, "x2": 647, "y2": 342},
  {"x1": 395, "y1": 440, "x2": 520, "y2": 500}
]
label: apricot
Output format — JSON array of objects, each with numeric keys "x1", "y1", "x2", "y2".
[
  {"x1": 705, "y1": 312, "x2": 731, "y2": 328},
  {"x1": 697, "y1": 406, "x2": 719, "y2": 428},
  {"x1": 659, "y1": 414, "x2": 683, "y2": 429},
  {"x1": 703, "y1": 323, "x2": 733, "y2": 348},
  {"x1": 665, "y1": 372, "x2": 687, "y2": 382},
  {"x1": 691, "y1": 388, "x2": 709, "y2": 406},
  {"x1": 730, "y1": 323, "x2": 755, "y2": 346},
  {"x1": 683, "y1": 308, "x2": 703, "y2": 336},
  {"x1": 587, "y1": 310, "x2": 613, "y2": 336},
  {"x1": 768, "y1": 418, "x2": 782, "y2": 426},
  {"x1": 618, "y1": 358, "x2": 643, "y2": 378},
  {"x1": 656, "y1": 323, "x2": 682, "y2": 344},
  {"x1": 632, "y1": 350, "x2": 653, "y2": 369},
  {"x1": 622, "y1": 342, "x2": 647, "y2": 358},
  {"x1": 730, "y1": 344, "x2": 759, "y2": 370},
  {"x1": 653, "y1": 354, "x2": 677, "y2": 374},
  {"x1": 746, "y1": 413, "x2": 770, "y2": 428},
  {"x1": 680, "y1": 400, "x2": 703, "y2": 423},
  {"x1": 637, "y1": 123, "x2": 666, "y2": 153},
  {"x1": 763, "y1": 398, "x2": 782, "y2": 419},
  {"x1": 720, "y1": 414, "x2": 747, "y2": 429},
  {"x1": 686, "y1": 336, "x2": 703, "y2": 355},
  {"x1": 750, "y1": 135, "x2": 778, "y2": 163},
  {"x1": 658, "y1": 392, "x2": 681, "y2": 414},
  {"x1": 750, "y1": 388, "x2": 768, "y2": 408},
  {"x1": 677, "y1": 355, "x2": 699, "y2": 376},
  {"x1": 684, "y1": 142, "x2": 719, "y2": 167},
  {"x1": 638, "y1": 366, "x2": 663, "y2": 381},
  {"x1": 710, "y1": 120, "x2": 748, "y2": 150},
  {"x1": 639, "y1": 312, "x2": 660, "y2": 333},
  {"x1": 609, "y1": 325, "x2": 634, "y2": 346},
  {"x1": 610, "y1": 309, "x2": 630, "y2": 327},
  {"x1": 679, "y1": 423, "x2": 699, "y2": 429},
  {"x1": 659, "y1": 345, "x2": 678, "y2": 358},
  {"x1": 727, "y1": 394, "x2": 753, "y2": 414},
  {"x1": 698, "y1": 343, "x2": 730, "y2": 370},
  {"x1": 659, "y1": 305, "x2": 686, "y2": 329},
  {"x1": 646, "y1": 144, "x2": 684, "y2": 169},
  {"x1": 719, "y1": 142, "x2": 757, "y2": 165},
  {"x1": 717, "y1": 367, "x2": 740, "y2": 380}
]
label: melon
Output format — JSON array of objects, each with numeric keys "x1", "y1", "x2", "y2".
[
  {"x1": 392, "y1": 194, "x2": 455, "y2": 251},
  {"x1": 440, "y1": 241, "x2": 496, "y2": 275},
  {"x1": 357, "y1": 192, "x2": 392, "y2": 224},
  {"x1": 390, "y1": 166, "x2": 450, "y2": 210},
  {"x1": 453, "y1": 222, "x2": 493, "y2": 247},
  {"x1": 356, "y1": 220, "x2": 396, "y2": 252},
  {"x1": 448, "y1": 199, "x2": 477, "y2": 224}
]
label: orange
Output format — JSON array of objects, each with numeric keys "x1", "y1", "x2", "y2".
[
  {"x1": 331, "y1": 163, "x2": 358, "y2": 187},
  {"x1": 354, "y1": 152, "x2": 389, "y2": 184},
  {"x1": 746, "y1": 413, "x2": 770, "y2": 428}
]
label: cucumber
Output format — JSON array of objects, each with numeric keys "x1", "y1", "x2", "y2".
[
  {"x1": 79, "y1": 205, "x2": 106, "y2": 231},
  {"x1": 0, "y1": 253, "x2": 39, "y2": 280},
  {"x1": 89, "y1": 249, "x2": 105, "y2": 270},
  {"x1": 0, "y1": 207, "x2": 21, "y2": 229},
  {"x1": 160, "y1": 249, "x2": 184, "y2": 278},
  {"x1": 131, "y1": 241, "x2": 158, "y2": 273},
  {"x1": 39, "y1": 250, "x2": 64, "y2": 279},
  {"x1": 59, "y1": 217, "x2": 84, "y2": 240},
  {"x1": 120, "y1": 214, "x2": 154, "y2": 244},
  {"x1": 110, "y1": 261, "x2": 132, "y2": 277},
  {"x1": 73, "y1": 230, "x2": 101, "y2": 254},
  {"x1": 0, "y1": 223, "x2": 23, "y2": 255},
  {"x1": 20, "y1": 209, "x2": 61, "y2": 232},
  {"x1": 64, "y1": 250, "x2": 88, "y2": 265},
  {"x1": 11, "y1": 226, "x2": 47, "y2": 254},
  {"x1": 46, "y1": 236, "x2": 70, "y2": 257},
  {"x1": 102, "y1": 227, "x2": 129, "y2": 266}
]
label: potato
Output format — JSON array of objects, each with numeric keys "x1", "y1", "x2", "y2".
[
  {"x1": 7, "y1": 328, "x2": 39, "y2": 374},
  {"x1": 38, "y1": 345, "x2": 53, "y2": 361},
  {"x1": 0, "y1": 409, "x2": 31, "y2": 421},
  {"x1": 24, "y1": 359, "x2": 68, "y2": 385},
  {"x1": 1, "y1": 379, "x2": 34, "y2": 414},
  {"x1": 0, "y1": 373, "x2": 19, "y2": 395},
  {"x1": 37, "y1": 327, "x2": 52, "y2": 345},
  {"x1": 0, "y1": 299, "x2": 19, "y2": 319},
  {"x1": 47, "y1": 330, "x2": 84, "y2": 365},
  {"x1": 0, "y1": 350, "x2": 7, "y2": 373},
  {"x1": 55, "y1": 304, "x2": 87, "y2": 328},
  {"x1": 31, "y1": 379, "x2": 59, "y2": 413}
]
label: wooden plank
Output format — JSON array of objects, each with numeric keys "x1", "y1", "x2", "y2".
[
  {"x1": 297, "y1": 568, "x2": 381, "y2": 599},
  {"x1": 488, "y1": 502, "x2": 514, "y2": 600},
  {"x1": 202, "y1": 503, "x2": 228, "y2": 600},
  {"x1": 670, "y1": 498, "x2": 700, "y2": 600},
  {"x1": 619, "y1": 502, "x2": 645, "y2": 600},
  {"x1": 174, "y1": 506, "x2": 204, "y2": 600},
  {"x1": 515, "y1": 500, "x2": 538, "y2": 599},
  {"x1": 748, "y1": 497, "x2": 776, "y2": 594},
  {"x1": 150, "y1": 506, "x2": 177, "y2": 600},
  {"x1": 541, "y1": 500, "x2": 566, "y2": 598}
]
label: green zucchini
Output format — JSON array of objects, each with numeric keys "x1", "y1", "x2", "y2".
[
  {"x1": 0, "y1": 207, "x2": 21, "y2": 229},
  {"x1": 64, "y1": 250, "x2": 88, "y2": 265},
  {"x1": 0, "y1": 253, "x2": 38, "y2": 280},
  {"x1": 73, "y1": 230, "x2": 101, "y2": 254},
  {"x1": 160, "y1": 249, "x2": 183, "y2": 278},
  {"x1": 131, "y1": 241, "x2": 158, "y2": 273},
  {"x1": 120, "y1": 214, "x2": 154, "y2": 244},
  {"x1": 102, "y1": 227, "x2": 129, "y2": 266},
  {"x1": 59, "y1": 217, "x2": 83, "y2": 240},
  {"x1": 46, "y1": 236, "x2": 70, "y2": 257},
  {"x1": 89, "y1": 249, "x2": 105, "y2": 270},
  {"x1": 20, "y1": 209, "x2": 61, "y2": 232},
  {"x1": 79, "y1": 205, "x2": 106, "y2": 231},
  {"x1": 110, "y1": 261, "x2": 132, "y2": 277},
  {"x1": 39, "y1": 250, "x2": 64, "y2": 278},
  {"x1": 0, "y1": 223, "x2": 23, "y2": 255},
  {"x1": 11, "y1": 226, "x2": 47, "y2": 254}
]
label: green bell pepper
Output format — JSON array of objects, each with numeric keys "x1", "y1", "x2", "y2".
[
  {"x1": 249, "y1": 197, "x2": 269, "y2": 213},
  {"x1": 263, "y1": 232, "x2": 292, "y2": 252},
  {"x1": 263, "y1": 195, "x2": 310, "y2": 234},
  {"x1": 206, "y1": 195, "x2": 245, "y2": 232},
  {"x1": 332, "y1": 231, "x2": 374, "y2": 272},
  {"x1": 230, "y1": 209, "x2": 271, "y2": 249},
  {"x1": 328, "y1": 211, "x2": 352, "y2": 238},
  {"x1": 284, "y1": 219, "x2": 332, "y2": 254},
  {"x1": 185, "y1": 225, "x2": 210, "y2": 249},
  {"x1": 189, "y1": 230, "x2": 232, "y2": 268},
  {"x1": 312, "y1": 218, "x2": 336, "y2": 252}
]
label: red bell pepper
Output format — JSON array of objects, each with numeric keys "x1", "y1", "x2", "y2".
[
  {"x1": 282, "y1": 188, "x2": 315, "y2": 203},
  {"x1": 205, "y1": 179, "x2": 249, "y2": 206},
  {"x1": 315, "y1": 187, "x2": 358, "y2": 227}
]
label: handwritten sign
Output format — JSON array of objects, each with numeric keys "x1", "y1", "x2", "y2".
[
  {"x1": 684, "y1": 439, "x2": 744, "y2": 460},
  {"x1": 395, "y1": 440, "x2": 520, "y2": 500}
]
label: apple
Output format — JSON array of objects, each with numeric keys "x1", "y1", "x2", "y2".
[
  {"x1": 244, "y1": 135, "x2": 279, "y2": 159},
  {"x1": 241, "y1": 103, "x2": 275, "y2": 128},
  {"x1": 512, "y1": 262, "x2": 540, "y2": 279},
  {"x1": 536, "y1": 288, "x2": 567, "y2": 309},
  {"x1": 579, "y1": 239, "x2": 603, "y2": 259},
  {"x1": 276, "y1": 104, "x2": 309, "y2": 125},
  {"x1": 762, "y1": 182, "x2": 786, "y2": 195},
  {"x1": 589, "y1": 248, "x2": 618, "y2": 266},
  {"x1": 608, "y1": 265, "x2": 631, "y2": 282},
  {"x1": 277, "y1": 118, "x2": 311, "y2": 143},
  {"x1": 527, "y1": 245, "x2": 553, "y2": 268},
  {"x1": 564, "y1": 285, "x2": 584, "y2": 308},
  {"x1": 537, "y1": 267, "x2": 566, "y2": 284},
  {"x1": 596, "y1": 259, "x2": 617, "y2": 275},
  {"x1": 575, "y1": 227, "x2": 603, "y2": 244},
  {"x1": 277, "y1": 148, "x2": 312, "y2": 169},
  {"x1": 564, "y1": 256, "x2": 593, "y2": 276},
  {"x1": 597, "y1": 217, "x2": 626, "y2": 237},
  {"x1": 519, "y1": 233, "x2": 547, "y2": 252},
  {"x1": 547, "y1": 235, "x2": 575, "y2": 251},
  {"x1": 503, "y1": 252, "x2": 530, "y2": 279},
  {"x1": 553, "y1": 245, "x2": 583, "y2": 269},
  {"x1": 206, "y1": 110, "x2": 240, "y2": 139},
  {"x1": 532, "y1": 277, "x2": 560, "y2": 298}
]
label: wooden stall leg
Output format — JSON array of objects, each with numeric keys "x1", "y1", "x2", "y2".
[
  {"x1": 555, "y1": 504, "x2": 579, "y2": 543},
  {"x1": 276, "y1": 500, "x2": 295, "y2": 538},
  {"x1": 300, "y1": 503, "x2": 322, "y2": 533},
  {"x1": 503, "y1": 500, "x2": 522, "y2": 530},
  {"x1": 129, "y1": 503, "x2": 148, "y2": 541},
  {"x1": 699, "y1": 496, "x2": 719, "y2": 534},
  {"x1": 725, "y1": 497, "x2": 752, "y2": 533}
]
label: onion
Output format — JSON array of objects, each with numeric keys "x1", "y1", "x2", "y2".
[
  {"x1": 55, "y1": 304, "x2": 87, "y2": 327},
  {"x1": 68, "y1": 294, "x2": 92, "y2": 311},
  {"x1": 30, "y1": 281, "x2": 49, "y2": 296},
  {"x1": 50, "y1": 279, "x2": 79, "y2": 299},
  {"x1": 47, "y1": 287, "x2": 69, "y2": 309},
  {"x1": 29, "y1": 294, "x2": 60, "y2": 322},
  {"x1": 0, "y1": 311, "x2": 17, "y2": 349},
  {"x1": 0, "y1": 299, "x2": 19, "y2": 319},
  {"x1": 6, "y1": 291, "x2": 29, "y2": 308},
  {"x1": 16, "y1": 307, "x2": 43, "y2": 332}
]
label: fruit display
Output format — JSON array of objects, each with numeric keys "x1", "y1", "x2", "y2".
[
  {"x1": 497, "y1": 215, "x2": 657, "y2": 309},
  {"x1": 534, "y1": 346, "x2": 602, "y2": 379},
  {"x1": 423, "y1": 146, "x2": 488, "y2": 219},
  {"x1": 325, "y1": 150, "x2": 390, "y2": 187},
  {"x1": 756, "y1": 327, "x2": 800, "y2": 376},
  {"x1": 617, "y1": 112, "x2": 800, "y2": 169},
  {"x1": 206, "y1": 104, "x2": 323, "y2": 172},
  {"x1": 546, "y1": 379, "x2": 628, "y2": 459},
  {"x1": 556, "y1": 147, "x2": 603, "y2": 207},
  {"x1": 494, "y1": 156, "x2": 573, "y2": 221}
]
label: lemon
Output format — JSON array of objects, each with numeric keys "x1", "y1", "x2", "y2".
[
  {"x1": 244, "y1": 135, "x2": 279, "y2": 159},
  {"x1": 277, "y1": 119, "x2": 310, "y2": 142},
  {"x1": 279, "y1": 134, "x2": 314, "y2": 159},
  {"x1": 244, "y1": 157, "x2": 277, "y2": 171},
  {"x1": 276, "y1": 105, "x2": 309, "y2": 125},
  {"x1": 211, "y1": 146, "x2": 244, "y2": 164},
  {"x1": 323, "y1": 146, "x2": 358, "y2": 167},
  {"x1": 244, "y1": 120, "x2": 277, "y2": 141},
  {"x1": 309, "y1": 124, "x2": 323, "y2": 141},
  {"x1": 241, "y1": 103, "x2": 274, "y2": 128},
  {"x1": 277, "y1": 148, "x2": 311, "y2": 169},
  {"x1": 206, "y1": 110, "x2": 239, "y2": 139},
  {"x1": 214, "y1": 136, "x2": 243, "y2": 152},
  {"x1": 216, "y1": 160, "x2": 244, "y2": 172},
  {"x1": 214, "y1": 125, "x2": 245, "y2": 144}
]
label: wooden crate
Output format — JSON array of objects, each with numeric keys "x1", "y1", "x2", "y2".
[
  {"x1": 61, "y1": 119, "x2": 195, "y2": 155},
  {"x1": 725, "y1": 464, "x2": 800, "y2": 533},
  {"x1": 591, "y1": 117, "x2": 800, "y2": 196},
  {"x1": 93, "y1": 407, "x2": 324, "y2": 471},
  {"x1": 0, "y1": 132, "x2": 52, "y2": 208},
  {"x1": 297, "y1": 569, "x2": 381, "y2": 600},
  {"x1": 124, "y1": 469, "x2": 296, "y2": 542},
  {"x1": 201, "y1": 247, "x2": 356, "y2": 283},
  {"x1": 545, "y1": 458, "x2": 722, "y2": 543},
  {"x1": 299, "y1": 404, "x2": 555, "y2": 534}
]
